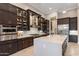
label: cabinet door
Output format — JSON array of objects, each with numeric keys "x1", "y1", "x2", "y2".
[
  {"x1": 69, "y1": 17, "x2": 77, "y2": 30},
  {"x1": 0, "y1": 44, "x2": 9, "y2": 56},
  {"x1": 0, "y1": 3, "x2": 17, "y2": 14},
  {"x1": 62, "y1": 18, "x2": 69, "y2": 24},
  {"x1": 0, "y1": 10, "x2": 4, "y2": 25},
  {"x1": 57, "y1": 18, "x2": 69, "y2": 25},
  {"x1": 57, "y1": 19, "x2": 63, "y2": 25},
  {"x1": 22, "y1": 37, "x2": 33, "y2": 49},
  {"x1": 28, "y1": 38, "x2": 33, "y2": 46},
  {"x1": 8, "y1": 42, "x2": 18, "y2": 54},
  {"x1": 17, "y1": 39, "x2": 23, "y2": 50},
  {"x1": 69, "y1": 35, "x2": 78, "y2": 43},
  {"x1": 23, "y1": 39, "x2": 28, "y2": 49},
  {"x1": 0, "y1": 4, "x2": 17, "y2": 26},
  {"x1": 0, "y1": 3, "x2": 9, "y2": 11},
  {"x1": 0, "y1": 11, "x2": 8, "y2": 26},
  {"x1": 8, "y1": 13, "x2": 17, "y2": 26},
  {"x1": 8, "y1": 4, "x2": 17, "y2": 14},
  {"x1": 1, "y1": 11, "x2": 17, "y2": 26}
]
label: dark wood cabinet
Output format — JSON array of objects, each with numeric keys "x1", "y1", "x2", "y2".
[
  {"x1": 17, "y1": 8, "x2": 29, "y2": 31},
  {"x1": 57, "y1": 17, "x2": 69, "y2": 25},
  {"x1": 2, "y1": 11, "x2": 17, "y2": 27},
  {"x1": 17, "y1": 39, "x2": 23, "y2": 51},
  {"x1": 57, "y1": 17, "x2": 78, "y2": 43},
  {"x1": 8, "y1": 41, "x2": 18, "y2": 54},
  {"x1": 8, "y1": 4, "x2": 17, "y2": 14},
  {"x1": 69, "y1": 35, "x2": 78, "y2": 43},
  {"x1": 0, "y1": 3, "x2": 9, "y2": 11},
  {"x1": 17, "y1": 37, "x2": 33, "y2": 51},
  {"x1": 0, "y1": 3, "x2": 30, "y2": 29},
  {"x1": 0, "y1": 3, "x2": 17, "y2": 27},
  {"x1": 38, "y1": 17, "x2": 49, "y2": 33},
  {"x1": 0, "y1": 44, "x2": 10, "y2": 56},
  {"x1": 0, "y1": 40, "x2": 17, "y2": 56},
  {"x1": 7, "y1": 13, "x2": 17, "y2": 26},
  {"x1": 0, "y1": 3, "x2": 17, "y2": 14},
  {"x1": 22, "y1": 37, "x2": 33, "y2": 49},
  {"x1": 22, "y1": 38, "x2": 28, "y2": 49},
  {"x1": 57, "y1": 17, "x2": 77, "y2": 30},
  {"x1": 69, "y1": 17, "x2": 77, "y2": 30}
]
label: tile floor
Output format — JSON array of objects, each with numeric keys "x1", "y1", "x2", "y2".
[
  {"x1": 65, "y1": 42, "x2": 79, "y2": 56},
  {"x1": 10, "y1": 42, "x2": 79, "y2": 56},
  {"x1": 10, "y1": 46, "x2": 33, "y2": 56}
]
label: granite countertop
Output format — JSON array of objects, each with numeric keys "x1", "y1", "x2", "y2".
[
  {"x1": 0, "y1": 33, "x2": 47, "y2": 41},
  {"x1": 34, "y1": 34, "x2": 67, "y2": 45},
  {"x1": 17, "y1": 33, "x2": 47, "y2": 39},
  {"x1": 17, "y1": 35, "x2": 33, "y2": 39}
]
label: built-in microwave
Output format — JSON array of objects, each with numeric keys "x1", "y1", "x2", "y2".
[{"x1": 0, "y1": 25, "x2": 17, "y2": 34}]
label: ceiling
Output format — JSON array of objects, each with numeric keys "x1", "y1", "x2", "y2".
[{"x1": 26, "y1": 3, "x2": 77, "y2": 15}]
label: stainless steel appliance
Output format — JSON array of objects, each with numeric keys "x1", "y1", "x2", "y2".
[
  {"x1": 57, "y1": 24, "x2": 69, "y2": 35},
  {"x1": 57, "y1": 24, "x2": 69, "y2": 42},
  {"x1": 0, "y1": 25, "x2": 17, "y2": 34},
  {"x1": 0, "y1": 25, "x2": 17, "y2": 41}
]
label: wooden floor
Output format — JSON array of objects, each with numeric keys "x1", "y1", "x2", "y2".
[{"x1": 11, "y1": 42, "x2": 79, "y2": 56}]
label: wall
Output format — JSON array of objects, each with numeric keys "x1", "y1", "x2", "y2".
[{"x1": 58, "y1": 8, "x2": 77, "y2": 18}]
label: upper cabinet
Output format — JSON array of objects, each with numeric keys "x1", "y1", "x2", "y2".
[
  {"x1": 69, "y1": 17, "x2": 77, "y2": 30},
  {"x1": 38, "y1": 17, "x2": 49, "y2": 33},
  {"x1": 0, "y1": 3, "x2": 17, "y2": 14},
  {"x1": 8, "y1": 4, "x2": 17, "y2": 14},
  {"x1": 0, "y1": 3, "x2": 17, "y2": 27},
  {"x1": 17, "y1": 8, "x2": 29, "y2": 31},
  {"x1": 0, "y1": 3, "x2": 9, "y2": 11},
  {"x1": 0, "y1": 3, "x2": 30, "y2": 31},
  {"x1": 27, "y1": 9, "x2": 49, "y2": 33},
  {"x1": 27, "y1": 9, "x2": 41, "y2": 29},
  {"x1": 57, "y1": 17, "x2": 69, "y2": 25},
  {"x1": 57, "y1": 17, "x2": 77, "y2": 30}
]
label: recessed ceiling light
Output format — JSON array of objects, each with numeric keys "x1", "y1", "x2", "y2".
[
  {"x1": 49, "y1": 8, "x2": 52, "y2": 10},
  {"x1": 62, "y1": 11, "x2": 66, "y2": 14}
]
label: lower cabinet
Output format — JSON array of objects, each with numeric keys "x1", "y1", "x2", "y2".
[
  {"x1": 0, "y1": 40, "x2": 18, "y2": 56},
  {"x1": 0, "y1": 44, "x2": 10, "y2": 56},
  {"x1": 17, "y1": 39, "x2": 23, "y2": 51},
  {"x1": 17, "y1": 37, "x2": 33, "y2": 51},
  {"x1": 22, "y1": 37, "x2": 33, "y2": 49},
  {"x1": 69, "y1": 35, "x2": 78, "y2": 43},
  {"x1": 8, "y1": 42, "x2": 18, "y2": 54},
  {"x1": 0, "y1": 37, "x2": 33, "y2": 56}
]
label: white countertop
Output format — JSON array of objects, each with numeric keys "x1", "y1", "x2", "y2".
[{"x1": 34, "y1": 34, "x2": 67, "y2": 45}]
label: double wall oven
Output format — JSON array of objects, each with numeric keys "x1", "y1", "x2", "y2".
[{"x1": 0, "y1": 25, "x2": 17, "y2": 41}]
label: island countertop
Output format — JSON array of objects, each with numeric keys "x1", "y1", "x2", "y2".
[
  {"x1": 34, "y1": 34, "x2": 68, "y2": 56},
  {"x1": 34, "y1": 34, "x2": 68, "y2": 45}
]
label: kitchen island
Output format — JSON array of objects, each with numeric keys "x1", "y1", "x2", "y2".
[{"x1": 34, "y1": 35, "x2": 68, "y2": 56}]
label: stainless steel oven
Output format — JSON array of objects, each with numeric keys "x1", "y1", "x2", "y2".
[
  {"x1": 0, "y1": 25, "x2": 17, "y2": 34},
  {"x1": 0, "y1": 25, "x2": 17, "y2": 41}
]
